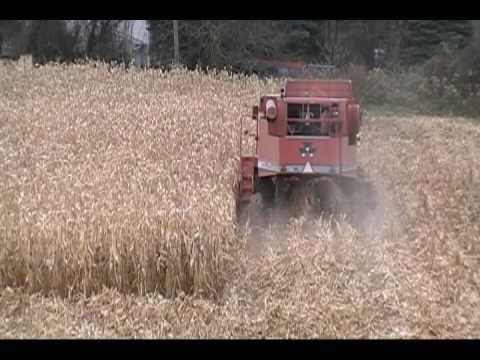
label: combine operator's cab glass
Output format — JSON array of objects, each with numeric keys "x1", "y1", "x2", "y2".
[{"x1": 287, "y1": 103, "x2": 339, "y2": 137}]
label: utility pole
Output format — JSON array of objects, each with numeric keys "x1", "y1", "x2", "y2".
[{"x1": 173, "y1": 20, "x2": 180, "y2": 65}]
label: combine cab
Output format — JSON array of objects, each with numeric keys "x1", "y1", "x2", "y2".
[{"x1": 237, "y1": 79, "x2": 376, "y2": 227}]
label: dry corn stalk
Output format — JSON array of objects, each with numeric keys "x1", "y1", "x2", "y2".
[{"x1": 0, "y1": 61, "x2": 280, "y2": 297}]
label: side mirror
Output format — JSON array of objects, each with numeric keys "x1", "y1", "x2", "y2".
[{"x1": 252, "y1": 106, "x2": 259, "y2": 120}]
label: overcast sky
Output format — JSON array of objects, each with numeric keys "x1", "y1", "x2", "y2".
[{"x1": 131, "y1": 20, "x2": 149, "y2": 44}]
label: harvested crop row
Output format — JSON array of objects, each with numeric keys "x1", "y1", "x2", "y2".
[
  {"x1": 1, "y1": 113, "x2": 480, "y2": 338},
  {"x1": 0, "y1": 61, "x2": 279, "y2": 297}
]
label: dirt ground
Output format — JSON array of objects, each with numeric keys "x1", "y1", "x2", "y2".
[{"x1": 2, "y1": 115, "x2": 480, "y2": 338}]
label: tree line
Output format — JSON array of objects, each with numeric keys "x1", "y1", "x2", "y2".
[
  {"x1": 146, "y1": 20, "x2": 480, "y2": 108},
  {"x1": 147, "y1": 20, "x2": 475, "y2": 70},
  {"x1": 2, "y1": 20, "x2": 480, "y2": 115},
  {"x1": 0, "y1": 20, "x2": 477, "y2": 73},
  {"x1": 0, "y1": 20, "x2": 134, "y2": 65}
]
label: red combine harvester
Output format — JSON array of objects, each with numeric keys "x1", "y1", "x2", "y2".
[{"x1": 237, "y1": 79, "x2": 376, "y2": 223}]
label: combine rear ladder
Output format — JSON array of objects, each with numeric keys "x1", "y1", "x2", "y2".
[
  {"x1": 238, "y1": 109, "x2": 258, "y2": 203},
  {"x1": 239, "y1": 157, "x2": 256, "y2": 202}
]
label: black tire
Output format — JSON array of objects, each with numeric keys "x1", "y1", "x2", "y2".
[
  {"x1": 255, "y1": 177, "x2": 275, "y2": 209},
  {"x1": 317, "y1": 178, "x2": 346, "y2": 217}
]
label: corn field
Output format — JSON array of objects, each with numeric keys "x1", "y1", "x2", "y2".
[
  {"x1": 1, "y1": 60, "x2": 480, "y2": 338},
  {"x1": 0, "y1": 59, "x2": 279, "y2": 297}
]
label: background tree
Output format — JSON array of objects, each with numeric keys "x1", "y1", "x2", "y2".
[
  {"x1": 25, "y1": 20, "x2": 131, "y2": 65},
  {"x1": 401, "y1": 20, "x2": 474, "y2": 65},
  {"x1": 147, "y1": 20, "x2": 413, "y2": 71},
  {"x1": 84, "y1": 20, "x2": 130, "y2": 63},
  {"x1": 28, "y1": 20, "x2": 81, "y2": 64},
  {"x1": 0, "y1": 20, "x2": 28, "y2": 56}
]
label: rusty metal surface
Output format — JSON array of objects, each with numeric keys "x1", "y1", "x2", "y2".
[
  {"x1": 285, "y1": 80, "x2": 354, "y2": 99},
  {"x1": 238, "y1": 79, "x2": 363, "y2": 204}
]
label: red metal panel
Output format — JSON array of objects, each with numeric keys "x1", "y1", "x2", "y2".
[
  {"x1": 279, "y1": 138, "x2": 339, "y2": 166},
  {"x1": 284, "y1": 97, "x2": 348, "y2": 104},
  {"x1": 341, "y1": 137, "x2": 356, "y2": 168},
  {"x1": 253, "y1": 80, "x2": 361, "y2": 178},
  {"x1": 254, "y1": 59, "x2": 305, "y2": 69},
  {"x1": 268, "y1": 99, "x2": 286, "y2": 137},
  {"x1": 257, "y1": 119, "x2": 280, "y2": 164},
  {"x1": 285, "y1": 80, "x2": 353, "y2": 99},
  {"x1": 240, "y1": 157, "x2": 256, "y2": 196},
  {"x1": 258, "y1": 137, "x2": 357, "y2": 171}
]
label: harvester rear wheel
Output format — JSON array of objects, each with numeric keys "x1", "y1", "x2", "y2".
[
  {"x1": 269, "y1": 176, "x2": 347, "y2": 220},
  {"x1": 335, "y1": 176, "x2": 378, "y2": 228},
  {"x1": 317, "y1": 178, "x2": 347, "y2": 217},
  {"x1": 255, "y1": 177, "x2": 275, "y2": 210},
  {"x1": 237, "y1": 177, "x2": 275, "y2": 232}
]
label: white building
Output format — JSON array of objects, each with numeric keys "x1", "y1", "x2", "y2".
[
  {"x1": 126, "y1": 20, "x2": 150, "y2": 67},
  {"x1": 66, "y1": 20, "x2": 150, "y2": 67}
]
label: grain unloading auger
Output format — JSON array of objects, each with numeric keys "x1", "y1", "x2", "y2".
[{"x1": 236, "y1": 79, "x2": 377, "y2": 227}]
